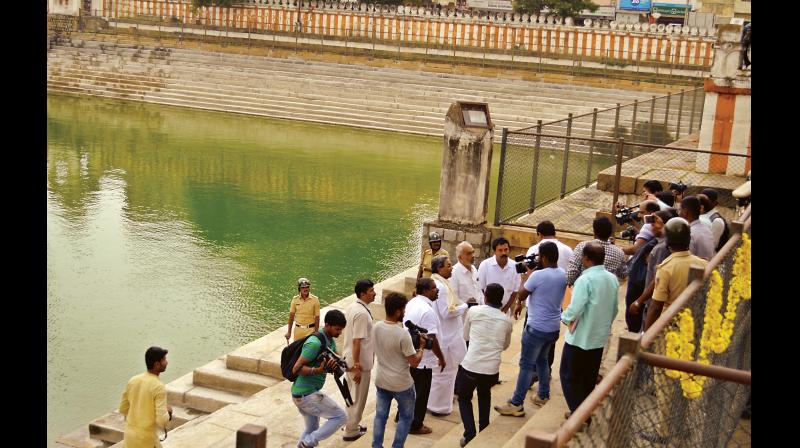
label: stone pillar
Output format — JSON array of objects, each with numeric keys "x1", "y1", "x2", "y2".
[
  {"x1": 695, "y1": 24, "x2": 751, "y2": 177},
  {"x1": 422, "y1": 102, "x2": 495, "y2": 264}
]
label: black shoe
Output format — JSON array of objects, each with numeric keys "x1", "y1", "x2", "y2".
[
  {"x1": 343, "y1": 430, "x2": 366, "y2": 442},
  {"x1": 460, "y1": 436, "x2": 473, "y2": 447},
  {"x1": 640, "y1": 430, "x2": 668, "y2": 444},
  {"x1": 430, "y1": 411, "x2": 451, "y2": 417}
]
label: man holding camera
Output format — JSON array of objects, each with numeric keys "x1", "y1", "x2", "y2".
[
  {"x1": 621, "y1": 200, "x2": 661, "y2": 256},
  {"x1": 119, "y1": 346, "x2": 173, "y2": 448},
  {"x1": 403, "y1": 278, "x2": 447, "y2": 435},
  {"x1": 429, "y1": 255, "x2": 469, "y2": 417},
  {"x1": 372, "y1": 292, "x2": 427, "y2": 448},
  {"x1": 457, "y1": 283, "x2": 512, "y2": 446},
  {"x1": 496, "y1": 242, "x2": 566, "y2": 417},
  {"x1": 341, "y1": 279, "x2": 376, "y2": 442},
  {"x1": 478, "y1": 237, "x2": 520, "y2": 317},
  {"x1": 291, "y1": 310, "x2": 349, "y2": 448}
]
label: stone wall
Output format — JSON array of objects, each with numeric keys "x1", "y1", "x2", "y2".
[{"x1": 98, "y1": 0, "x2": 717, "y2": 67}]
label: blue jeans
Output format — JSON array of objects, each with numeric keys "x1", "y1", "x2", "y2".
[
  {"x1": 372, "y1": 385, "x2": 416, "y2": 448},
  {"x1": 511, "y1": 327, "x2": 560, "y2": 406},
  {"x1": 293, "y1": 391, "x2": 347, "y2": 447}
]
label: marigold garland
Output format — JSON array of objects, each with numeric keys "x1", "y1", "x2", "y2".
[{"x1": 662, "y1": 233, "x2": 751, "y2": 399}]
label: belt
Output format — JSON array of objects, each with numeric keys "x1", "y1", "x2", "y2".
[
  {"x1": 295, "y1": 323, "x2": 314, "y2": 328},
  {"x1": 292, "y1": 391, "x2": 316, "y2": 398}
]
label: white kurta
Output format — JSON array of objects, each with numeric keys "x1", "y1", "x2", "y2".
[{"x1": 427, "y1": 278, "x2": 469, "y2": 414}]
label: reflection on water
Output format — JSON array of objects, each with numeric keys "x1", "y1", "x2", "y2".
[{"x1": 46, "y1": 94, "x2": 442, "y2": 446}]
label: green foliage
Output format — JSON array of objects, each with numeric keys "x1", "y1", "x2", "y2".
[
  {"x1": 514, "y1": 0, "x2": 598, "y2": 17},
  {"x1": 191, "y1": 0, "x2": 245, "y2": 8}
]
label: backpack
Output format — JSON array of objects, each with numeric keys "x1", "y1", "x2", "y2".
[
  {"x1": 707, "y1": 211, "x2": 730, "y2": 252},
  {"x1": 280, "y1": 331, "x2": 327, "y2": 382}
]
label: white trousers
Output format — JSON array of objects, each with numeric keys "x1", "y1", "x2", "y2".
[{"x1": 426, "y1": 345, "x2": 466, "y2": 414}]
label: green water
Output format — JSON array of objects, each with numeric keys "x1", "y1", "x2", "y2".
[{"x1": 47, "y1": 94, "x2": 477, "y2": 446}]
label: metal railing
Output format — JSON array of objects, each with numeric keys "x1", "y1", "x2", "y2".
[{"x1": 527, "y1": 206, "x2": 751, "y2": 447}]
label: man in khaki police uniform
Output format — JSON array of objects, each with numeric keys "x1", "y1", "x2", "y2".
[
  {"x1": 418, "y1": 232, "x2": 449, "y2": 279},
  {"x1": 285, "y1": 277, "x2": 321, "y2": 342}
]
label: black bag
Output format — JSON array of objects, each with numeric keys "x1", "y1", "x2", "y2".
[{"x1": 280, "y1": 331, "x2": 326, "y2": 382}]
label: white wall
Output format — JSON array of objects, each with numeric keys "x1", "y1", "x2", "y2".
[{"x1": 48, "y1": 0, "x2": 80, "y2": 16}]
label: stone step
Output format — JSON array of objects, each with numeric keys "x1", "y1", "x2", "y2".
[
  {"x1": 192, "y1": 358, "x2": 281, "y2": 396},
  {"x1": 87, "y1": 406, "x2": 209, "y2": 444},
  {"x1": 184, "y1": 385, "x2": 248, "y2": 414},
  {"x1": 54, "y1": 425, "x2": 113, "y2": 448}
]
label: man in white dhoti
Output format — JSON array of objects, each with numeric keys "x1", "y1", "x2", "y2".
[{"x1": 428, "y1": 255, "x2": 469, "y2": 416}]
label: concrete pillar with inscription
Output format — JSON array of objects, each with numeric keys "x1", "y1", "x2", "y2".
[
  {"x1": 695, "y1": 24, "x2": 751, "y2": 177},
  {"x1": 421, "y1": 102, "x2": 495, "y2": 265}
]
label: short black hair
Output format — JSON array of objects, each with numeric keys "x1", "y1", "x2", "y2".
[
  {"x1": 583, "y1": 242, "x2": 605, "y2": 266},
  {"x1": 145, "y1": 346, "x2": 168, "y2": 370},
  {"x1": 655, "y1": 191, "x2": 675, "y2": 207},
  {"x1": 416, "y1": 277, "x2": 435, "y2": 295},
  {"x1": 642, "y1": 200, "x2": 660, "y2": 214},
  {"x1": 655, "y1": 209, "x2": 678, "y2": 223},
  {"x1": 700, "y1": 188, "x2": 718, "y2": 203},
  {"x1": 593, "y1": 217, "x2": 613, "y2": 240},
  {"x1": 681, "y1": 196, "x2": 702, "y2": 218},
  {"x1": 354, "y1": 279, "x2": 374, "y2": 298},
  {"x1": 324, "y1": 309, "x2": 347, "y2": 327},
  {"x1": 538, "y1": 241, "x2": 559, "y2": 263},
  {"x1": 383, "y1": 292, "x2": 407, "y2": 317},
  {"x1": 484, "y1": 283, "x2": 504, "y2": 307},
  {"x1": 431, "y1": 255, "x2": 449, "y2": 274},
  {"x1": 697, "y1": 194, "x2": 711, "y2": 214},
  {"x1": 491, "y1": 237, "x2": 510, "y2": 251},
  {"x1": 643, "y1": 180, "x2": 664, "y2": 193},
  {"x1": 536, "y1": 221, "x2": 556, "y2": 237}
]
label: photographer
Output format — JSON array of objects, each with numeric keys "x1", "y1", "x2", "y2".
[
  {"x1": 290, "y1": 309, "x2": 349, "y2": 448},
  {"x1": 371, "y1": 292, "x2": 427, "y2": 448},
  {"x1": 403, "y1": 278, "x2": 447, "y2": 435},
  {"x1": 621, "y1": 200, "x2": 661, "y2": 255}
]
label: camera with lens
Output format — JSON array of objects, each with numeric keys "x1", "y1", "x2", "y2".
[
  {"x1": 514, "y1": 253, "x2": 542, "y2": 274},
  {"x1": 620, "y1": 226, "x2": 638, "y2": 242},
  {"x1": 615, "y1": 205, "x2": 640, "y2": 226},
  {"x1": 668, "y1": 181, "x2": 689, "y2": 195},
  {"x1": 317, "y1": 345, "x2": 349, "y2": 378},
  {"x1": 405, "y1": 321, "x2": 433, "y2": 350}
]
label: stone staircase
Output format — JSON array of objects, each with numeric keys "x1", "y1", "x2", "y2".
[{"x1": 46, "y1": 35, "x2": 673, "y2": 137}]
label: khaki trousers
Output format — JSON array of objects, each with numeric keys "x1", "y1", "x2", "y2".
[{"x1": 344, "y1": 370, "x2": 371, "y2": 437}]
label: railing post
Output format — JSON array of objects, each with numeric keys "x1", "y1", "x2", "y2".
[
  {"x1": 689, "y1": 87, "x2": 699, "y2": 133},
  {"x1": 648, "y1": 95, "x2": 656, "y2": 144},
  {"x1": 236, "y1": 424, "x2": 266, "y2": 448},
  {"x1": 525, "y1": 431, "x2": 557, "y2": 448},
  {"x1": 676, "y1": 89, "x2": 685, "y2": 139},
  {"x1": 585, "y1": 109, "x2": 598, "y2": 186},
  {"x1": 664, "y1": 92, "x2": 672, "y2": 134},
  {"x1": 530, "y1": 120, "x2": 543, "y2": 211},
  {"x1": 493, "y1": 128, "x2": 509, "y2": 226},
  {"x1": 631, "y1": 100, "x2": 638, "y2": 142},
  {"x1": 611, "y1": 138, "x2": 625, "y2": 213},
  {"x1": 560, "y1": 114, "x2": 573, "y2": 199}
]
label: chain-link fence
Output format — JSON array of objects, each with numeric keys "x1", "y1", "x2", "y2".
[{"x1": 527, "y1": 211, "x2": 751, "y2": 448}]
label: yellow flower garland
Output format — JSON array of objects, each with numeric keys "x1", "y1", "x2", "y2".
[{"x1": 663, "y1": 233, "x2": 751, "y2": 399}]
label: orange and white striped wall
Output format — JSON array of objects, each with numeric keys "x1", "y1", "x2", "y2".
[
  {"x1": 695, "y1": 79, "x2": 751, "y2": 176},
  {"x1": 99, "y1": 0, "x2": 715, "y2": 67}
]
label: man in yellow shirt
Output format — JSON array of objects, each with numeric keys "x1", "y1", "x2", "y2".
[
  {"x1": 119, "y1": 346, "x2": 173, "y2": 448},
  {"x1": 418, "y1": 232, "x2": 449, "y2": 279},
  {"x1": 285, "y1": 277, "x2": 321, "y2": 342}
]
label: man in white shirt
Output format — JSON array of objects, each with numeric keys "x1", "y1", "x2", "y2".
[
  {"x1": 450, "y1": 241, "x2": 484, "y2": 306},
  {"x1": 403, "y1": 278, "x2": 447, "y2": 435},
  {"x1": 457, "y1": 283, "x2": 513, "y2": 447},
  {"x1": 699, "y1": 188, "x2": 729, "y2": 251},
  {"x1": 525, "y1": 221, "x2": 574, "y2": 272},
  {"x1": 428, "y1": 256, "x2": 469, "y2": 417},
  {"x1": 478, "y1": 237, "x2": 520, "y2": 316}
]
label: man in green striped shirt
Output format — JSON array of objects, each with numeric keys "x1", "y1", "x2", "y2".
[{"x1": 559, "y1": 242, "x2": 619, "y2": 418}]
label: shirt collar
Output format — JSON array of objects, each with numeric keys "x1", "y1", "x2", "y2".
[
  {"x1": 487, "y1": 256, "x2": 513, "y2": 269},
  {"x1": 669, "y1": 250, "x2": 691, "y2": 257},
  {"x1": 413, "y1": 294, "x2": 435, "y2": 306},
  {"x1": 454, "y1": 262, "x2": 473, "y2": 274},
  {"x1": 585, "y1": 265, "x2": 605, "y2": 273}
]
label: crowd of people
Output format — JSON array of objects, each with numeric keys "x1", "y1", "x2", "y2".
[{"x1": 117, "y1": 181, "x2": 730, "y2": 448}]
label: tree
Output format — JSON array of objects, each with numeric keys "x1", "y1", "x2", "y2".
[{"x1": 514, "y1": 0, "x2": 597, "y2": 17}]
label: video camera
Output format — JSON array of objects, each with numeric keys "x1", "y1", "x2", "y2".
[
  {"x1": 668, "y1": 181, "x2": 689, "y2": 195},
  {"x1": 514, "y1": 253, "x2": 542, "y2": 274},
  {"x1": 405, "y1": 321, "x2": 434, "y2": 350},
  {"x1": 316, "y1": 346, "x2": 354, "y2": 406},
  {"x1": 615, "y1": 205, "x2": 640, "y2": 226},
  {"x1": 620, "y1": 226, "x2": 638, "y2": 242}
]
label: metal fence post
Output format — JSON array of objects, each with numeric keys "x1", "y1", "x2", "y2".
[
  {"x1": 631, "y1": 99, "x2": 639, "y2": 142},
  {"x1": 664, "y1": 93, "x2": 672, "y2": 134},
  {"x1": 560, "y1": 114, "x2": 573, "y2": 199},
  {"x1": 586, "y1": 109, "x2": 598, "y2": 186},
  {"x1": 611, "y1": 138, "x2": 625, "y2": 213},
  {"x1": 530, "y1": 120, "x2": 543, "y2": 211},
  {"x1": 493, "y1": 128, "x2": 509, "y2": 226},
  {"x1": 689, "y1": 87, "x2": 699, "y2": 133},
  {"x1": 648, "y1": 95, "x2": 656, "y2": 144},
  {"x1": 676, "y1": 89, "x2": 685, "y2": 139}
]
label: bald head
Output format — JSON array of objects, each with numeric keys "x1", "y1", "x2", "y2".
[{"x1": 455, "y1": 241, "x2": 475, "y2": 267}]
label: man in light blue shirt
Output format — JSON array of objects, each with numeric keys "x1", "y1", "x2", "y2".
[
  {"x1": 559, "y1": 242, "x2": 619, "y2": 416},
  {"x1": 495, "y1": 242, "x2": 566, "y2": 417}
]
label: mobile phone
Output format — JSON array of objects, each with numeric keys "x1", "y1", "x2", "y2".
[{"x1": 644, "y1": 215, "x2": 655, "y2": 224}]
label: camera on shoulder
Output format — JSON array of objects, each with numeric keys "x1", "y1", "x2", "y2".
[
  {"x1": 514, "y1": 253, "x2": 542, "y2": 274},
  {"x1": 405, "y1": 321, "x2": 434, "y2": 350}
]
